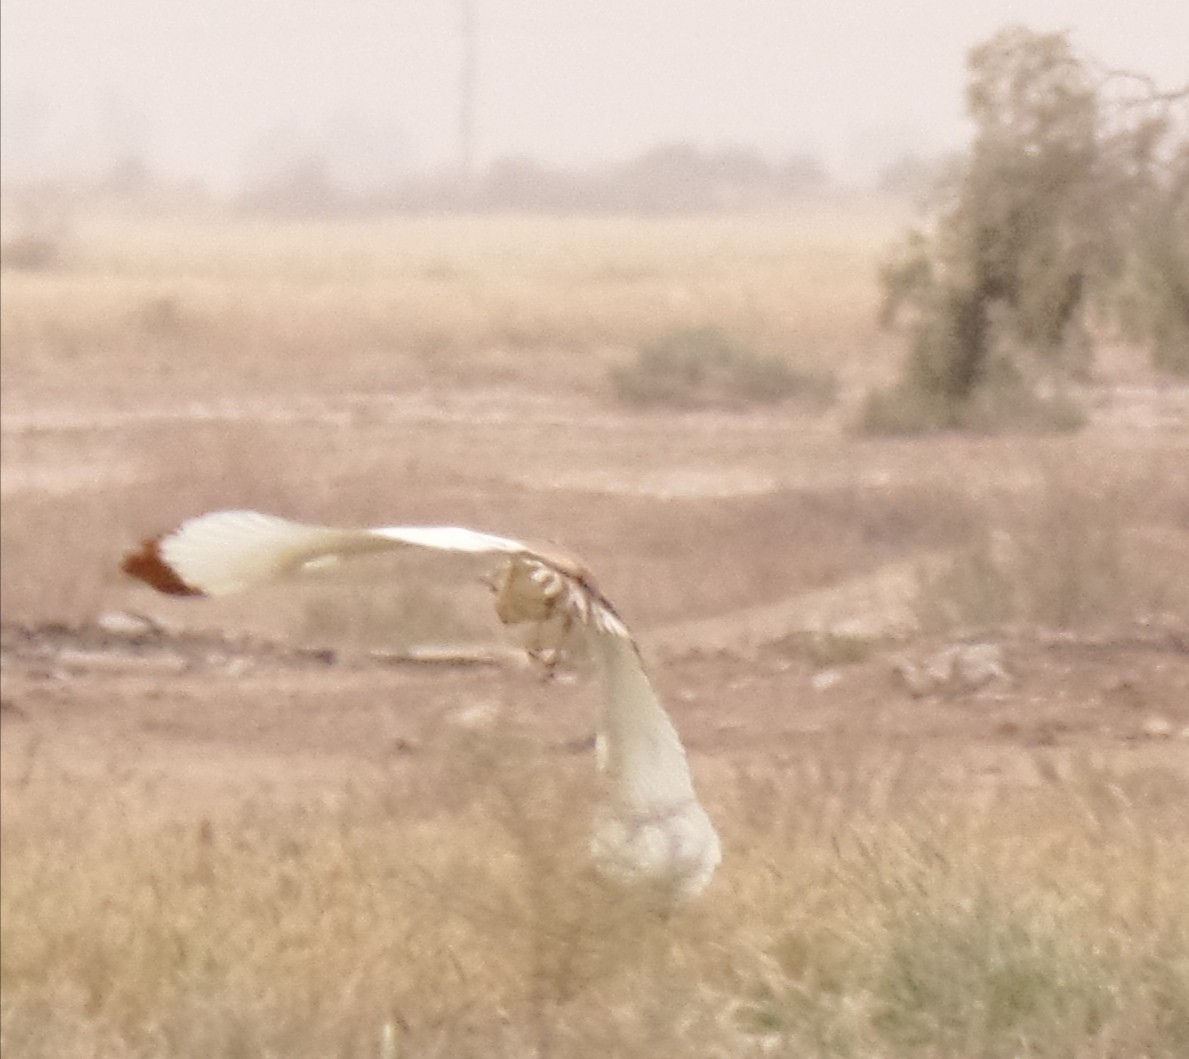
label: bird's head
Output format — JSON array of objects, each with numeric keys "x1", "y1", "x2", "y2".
[
  {"x1": 489, "y1": 556, "x2": 575, "y2": 673},
  {"x1": 492, "y1": 555, "x2": 570, "y2": 626}
]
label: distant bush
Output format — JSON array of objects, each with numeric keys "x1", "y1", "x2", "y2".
[
  {"x1": 611, "y1": 326, "x2": 836, "y2": 410},
  {"x1": 0, "y1": 233, "x2": 66, "y2": 271},
  {"x1": 876, "y1": 151, "x2": 959, "y2": 201},
  {"x1": 133, "y1": 295, "x2": 188, "y2": 337},
  {"x1": 860, "y1": 355, "x2": 1086, "y2": 435},
  {"x1": 237, "y1": 151, "x2": 340, "y2": 215},
  {"x1": 0, "y1": 190, "x2": 74, "y2": 271}
]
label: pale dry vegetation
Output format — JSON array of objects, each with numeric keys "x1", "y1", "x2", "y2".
[
  {"x1": 3, "y1": 203, "x2": 1188, "y2": 1058},
  {"x1": 3, "y1": 732, "x2": 1188, "y2": 1058},
  {"x1": 914, "y1": 452, "x2": 1189, "y2": 634},
  {"x1": 0, "y1": 202, "x2": 903, "y2": 399}
]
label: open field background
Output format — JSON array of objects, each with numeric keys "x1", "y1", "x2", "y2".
[
  {"x1": 0, "y1": 203, "x2": 904, "y2": 403},
  {"x1": 3, "y1": 202, "x2": 1189, "y2": 1057}
]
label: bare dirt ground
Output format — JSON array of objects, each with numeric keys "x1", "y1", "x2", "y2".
[{"x1": 3, "y1": 374, "x2": 1189, "y2": 814}]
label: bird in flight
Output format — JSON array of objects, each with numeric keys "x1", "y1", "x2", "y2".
[{"x1": 122, "y1": 510, "x2": 721, "y2": 901}]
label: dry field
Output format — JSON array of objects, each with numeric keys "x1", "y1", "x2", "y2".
[{"x1": 2, "y1": 203, "x2": 1189, "y2": 1058}]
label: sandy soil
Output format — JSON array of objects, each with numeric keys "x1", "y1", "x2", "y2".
[{"x1": 3, "y1": 375, "x2": 1189, "y2": 812}]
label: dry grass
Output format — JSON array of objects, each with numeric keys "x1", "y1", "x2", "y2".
[
  {"x1": 914, "y1": 451, "x2": 1189, "y2": 633},
  {"x1": 0, "y1": 202, "x2": 905, "y2": 397},
  {"x1": 0, "y1": 422, "x2": 320, "y2": 626},
  {"x1": 3, "y1": 204, "x2": 1188, "y2": 1057},
  {"x1": 3, "y1": 730, "x2": 1187, "y2": 1059}
]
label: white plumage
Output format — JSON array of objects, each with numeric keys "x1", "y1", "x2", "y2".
[{"x1": 122, "y1": 509, "x2": 720, "y2": 901}]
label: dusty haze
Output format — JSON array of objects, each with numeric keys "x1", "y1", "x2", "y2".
[{"x1": 2, "y1": 0, "x2": 1186, "y2": 192}]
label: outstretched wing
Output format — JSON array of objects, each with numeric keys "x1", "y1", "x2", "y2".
[
  {"x1": 121, "y1": 509, "x2": 627, "y2": 637},
  {"x1": 121, "y1": 509, "x2": 524, "y2": 597}
]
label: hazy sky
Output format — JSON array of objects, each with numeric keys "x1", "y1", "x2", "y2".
[{"x1": 2, "y1": 0, "x2": 1186, "y2": 189}]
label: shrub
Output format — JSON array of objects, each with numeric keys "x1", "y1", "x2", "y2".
[
  {"x1": 611, "y1": 325, "x2": 835, "y2": 410},
  {"x1": 859, "y1": 357, "x2": 1085, "y2": 436},
  {"x1": 1, "y1": 191, "x2": 74, "y2": 272},
  {"x1": 0, "y1": 233, "x2": 66, "y2": 272}
]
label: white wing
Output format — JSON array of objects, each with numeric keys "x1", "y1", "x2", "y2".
[
  {"x1": 121, "y1": 509, "x2": 528, "y2": 598},
  {"x1": 588, "y1": 632, "x2": 722, "y2": 899}
]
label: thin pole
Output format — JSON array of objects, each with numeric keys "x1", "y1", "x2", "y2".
[{"x1": 459, "y1": 0, "x2": 476, "y2": 183}]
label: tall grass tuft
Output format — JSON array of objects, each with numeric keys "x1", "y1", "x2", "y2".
[{"x1": 915, "y1": 456, "x2": 1189, "y2": 632}]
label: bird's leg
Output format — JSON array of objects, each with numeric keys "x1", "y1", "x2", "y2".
[{"x1": 525, "y1": 613, "x2": 571, "y2": 681}]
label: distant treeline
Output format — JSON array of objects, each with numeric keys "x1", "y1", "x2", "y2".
[
  {"x1": 0, "y1": 141, "x2": 940, "y2": 216},
  {"x1": 236, "y1": 143, "x2": 941, "y2": 215}
]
